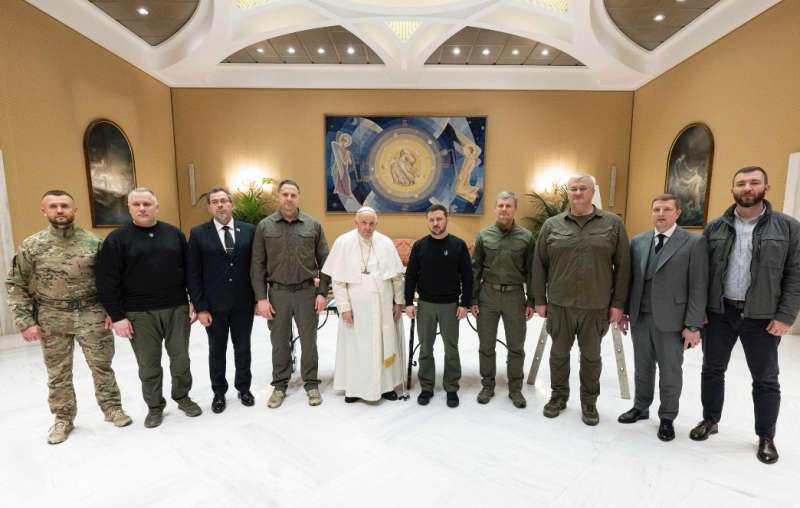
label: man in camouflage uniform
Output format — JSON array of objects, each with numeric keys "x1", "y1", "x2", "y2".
[{"x1": 5, "y1": 190, "x2": 131, "y2": 445}]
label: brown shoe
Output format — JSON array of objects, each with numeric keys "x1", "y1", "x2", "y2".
[{"x1": 47, "y1": 420, "x2": 74, "y2": 445}]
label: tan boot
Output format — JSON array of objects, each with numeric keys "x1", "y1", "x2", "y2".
[
  {"x1": 267, "y1": 389, "x2": 286, "y2": 409},
  {"x1": 47, "y1": 420, "x2": 74, "y2": 445},
  {"x1": 307, "y1": 388, "x2": 322, "y2": 407},
  {"x1": 104, "y1": 407, "x2": 133, "y2": 427}
]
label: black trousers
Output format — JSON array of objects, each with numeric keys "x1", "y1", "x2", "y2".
[
  {"x1": 205, "y1": 307, "x2": 254, "y2": 396},
  {"x1": 701, "y1": 303, "x2": 781, "y2": 439}
]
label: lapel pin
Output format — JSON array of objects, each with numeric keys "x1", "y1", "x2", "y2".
[{"x1": 148, "y1": 233, "x2": 154, "y2": 238}]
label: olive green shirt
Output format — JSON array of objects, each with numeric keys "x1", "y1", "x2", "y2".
[
  {"x1": 250, "y1": 211, "x2": 330, "y2": 300},
  {"x1": 532, "y1": 207, "x2": 630, "y2": 310},
  {"x1": 6, "y1": 225, "x2": 102, "y2": 330},
  {"x1": 471, "y1": 222, "x2": 535, "y2": 306}
]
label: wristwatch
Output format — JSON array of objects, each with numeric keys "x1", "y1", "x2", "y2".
[{"x1": 686, "y1": 326, "x2": 701, "y2": 332}]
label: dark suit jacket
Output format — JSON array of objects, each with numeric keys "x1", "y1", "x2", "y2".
[
  {"x1": 627, "y1": 226, "x2": 709, "y2": 333},
  {"x1": 187, "y1": 219, "x2": 256, "y2": 313}
]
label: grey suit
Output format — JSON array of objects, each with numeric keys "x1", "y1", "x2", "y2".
[{"x1": 627, "y1": 226, "x2": 708, "y2": 420}]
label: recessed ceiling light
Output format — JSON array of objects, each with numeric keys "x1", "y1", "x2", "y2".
[
  {"x1": 512, "y1": 48, "x2": 520, "y2": 56},
  {"x1": 676, "y1": 0, "x2": 686, "y2": 2},
  {"x1": 452, "y1": 47, "x2": 461, "y2": 55},
  {"x1": 482, "y1": 48, "x2": 490, "y2": 56},
  {"x1": 136, "y1": 6, "x2": 149, "y2": 16},
  {"x1": 654, "y1": 13, "x2": 665, "y2": 22},
  {"x1": 541, "y1": 48, "x2": 549, "y2": 56},
  {"x1": 256, "y1": 47, "x2": 264, "y2": 53},
  {"x1": 317, "y1": 47, "x2": 326, "y2": 54},
  {"x1": 347, "y1": 46, "x2": 355, "y2": 55},
  {"x1": 287, "y1": 46, "x2": 296, "y2": 54}
]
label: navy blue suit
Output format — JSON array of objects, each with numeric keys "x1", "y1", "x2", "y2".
[{"x1": 187, "y1": 219, "x2": 256, "y2": 396}]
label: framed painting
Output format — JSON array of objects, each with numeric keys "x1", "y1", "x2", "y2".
[
  {"x1": 665, "y1": 122, "x2": 714, "y2": 227},
  {"x1": 83, "y1": 119, "x2": 136, "y2": 227},
  {"x1": 325, "y1": 115, "x2": 486, "y2": 214}
]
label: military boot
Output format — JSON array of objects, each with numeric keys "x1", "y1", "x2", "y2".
[
  {"x1": 178, "y1": 398, "x2": 203, "y2": 417},
  {"x1": 581, "y1": 402, "x2": 599, "y2": 426},
  {"x1": 144, "y1": 408, "x2": 163, "y2": 428},
  {"x1": 476, "y1": 387, "x2": 495, "y2": 404},
  {"x1": 543, "y1": 397, "x2": 567, "y2": 418},
  {"x1": 47, "y1": 420, "x2": 74, "y2": 445},
  {"x1": 104, "y1": 407, "x2": 133, "y2": 427},
  {"x1": 268, "y1": 389, "x2": 286, "y2": 409},
  {"x1": 509, "y1": 391, "x2": 527, "y2": 409},
  {"x1": 306, "y1": 387, "x2": 322, "y2": 407}
]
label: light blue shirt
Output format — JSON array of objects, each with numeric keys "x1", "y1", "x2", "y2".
[{"x1": 723, "y1": 207, "x2": 766, "y2": 300}]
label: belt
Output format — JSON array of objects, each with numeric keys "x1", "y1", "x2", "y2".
[
  {"x1": 270, "y1": 279, "x2": 315, "y2": 292},
  {"x1": 485, "y1": 283, "x2": 522, "y2": 293},
  {"x1": 36, "y1": 295, "x2": 97, "y2": 311},
  {"x1": 723, "y1": 298, "x2": 745, "y2": 310}
]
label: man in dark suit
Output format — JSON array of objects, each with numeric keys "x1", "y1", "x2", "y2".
[
  {"x1": 618, "y1": 193, "x2": 708, "y2": 441},
  {"x1": 187, "y1": 187, "x2": 256, "y2": 413}
]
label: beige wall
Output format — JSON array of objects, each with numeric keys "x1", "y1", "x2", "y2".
[
  {"x1": 627, "y1": 0, "x2": 800, "y2": 235},
  {"x1": 0, "y1": 0, "x2": 179, "y2": 246},
  {"x1": 172, "y1": 89, "x2": 633, "y2": 241}
]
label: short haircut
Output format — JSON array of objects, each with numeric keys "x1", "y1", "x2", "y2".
[
  {"x1": 567, "y1": 173, "x2": 596, "y2": 189},
  {"x1": 206, "y1": 187, "x2": 232, "y2": 204},
  {"x1": 427, "y1": 204, "x2": 448, "y2": 216},
  {"x1": 128, "y1": 187, "x2": 158, "y2": 203},
  {"x1": 733, "y1": 166, "x2": 768, "y2": 185},
  {"x1": 41, "y1": 189, "x2": 74, "y2": 200},
  {"x1": 495, "y1": 191, "x2": 518, "y2": 206},
  {"x1": 278, "y1": 179, "x2": 300, "y2": 192},
  {"x1": 651, "y1": 193, "x2": 680, "y2": 209}
]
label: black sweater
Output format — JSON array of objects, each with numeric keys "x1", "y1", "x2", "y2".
[
  {"x1": 97, "y1": 221, "x2": 188, "y2": 321},
  {"x1": 404, "y1": 234, "x2": 472, "y2": 307}
]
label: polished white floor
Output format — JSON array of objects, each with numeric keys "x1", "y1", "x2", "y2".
[{"x1": 1, "y1": 315, "x2": 798, "y2": 508}]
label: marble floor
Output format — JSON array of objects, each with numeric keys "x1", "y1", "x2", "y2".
[{"x1": 0, "y1": 315, "x2": 797, "y2": 508}]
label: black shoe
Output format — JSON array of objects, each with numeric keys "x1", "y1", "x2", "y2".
[
  {"x1": 382, "y1": 391, "x2": 398, "y2": 401},
  {"x1": 657, "y1": 419, "x2": 675, "y2": 442},
  {"x1": 238, "y1": 391, "x2": 255, "y2": 407},
  {"x1": 618, "y1": 407, "x2": 649, "y2": 424},
  {"x1": 417, "y1": 390, "x2": 433, "y2": 406},
  {"x1": 446, "y1": 392, "x2": 459, "y2": 408},
  {"x1": 689, "y1": 420, "x2": 718, "y2": 441},
  {"x1": 757, "y1": 438, "x2": 779, "y2": 464},
  {"x1": 344, "y1": 396, "x2": 360, "y2": 403},
  {"x1": 211, "y1": 394, "x2": 226, "y2": 414}
]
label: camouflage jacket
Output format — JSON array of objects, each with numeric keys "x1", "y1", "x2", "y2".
[{"x1": 5, "y1": 225, "x2": 102, "y2": 330}]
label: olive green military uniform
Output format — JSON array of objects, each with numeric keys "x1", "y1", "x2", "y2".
[
  {"x1": 472, "y1": 222, "x2": 535, "y2": 393},
  {"x1": 5, "y1": 225, "x2": 124, "y2": 423},
  {"x1": 251, "y1": 211, "x2": 330, "y2": 391},
  {"x1": 531, "y1": 208, "x2": 630, "y2": 404}
]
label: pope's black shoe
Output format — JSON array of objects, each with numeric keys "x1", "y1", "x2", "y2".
[
  {"x1": 382, "y1": 391, "x2": 398, "y2": 401},
  {"x1": 757, "y1": 438, "x2": 779, "y2": 465},
  {"x1": 238, "y1": 391, "x2": 255, "y2": 407},
  {"x1": 617, "y1": 407, "x2": 649, "y2": 424},
  {"x1": 344, "y1": 396, "x2": 360, "y2": 403},
  {"x1": 657, "y1": 419, "x2": 675, "y2": 442},
  {"x1": 211, "y1": 394, "x2": 226, "y2": 414},
  {"x1": 689, "y1": 419, "x2": 718, "y2": 441}
]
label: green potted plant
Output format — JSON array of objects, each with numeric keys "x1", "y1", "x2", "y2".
[
  {"x1": 522, "y1": 183, "x2": 569, "y2": 241},
  {"x1": 231, "y1": 177, "x2": 278, "y2": 225}
]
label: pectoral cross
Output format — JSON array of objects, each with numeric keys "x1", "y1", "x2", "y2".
[{"x1": 361, "y1": 267, "x2": 370, "y2": 275}]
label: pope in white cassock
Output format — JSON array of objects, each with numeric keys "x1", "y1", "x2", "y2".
[{"x1": 322, "y1": 207, "x2": 407, "y2": 403}]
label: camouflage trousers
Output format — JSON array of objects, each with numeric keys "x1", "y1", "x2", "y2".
[{"x1": 37, "y1": 304, "x2": 123, "y2": 422}]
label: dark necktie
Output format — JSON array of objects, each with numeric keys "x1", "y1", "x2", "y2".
[
  {"x1": 222, "y1": 225, "x2": 234, "y2": 256},
  {"x1": 655, "y1": 233, "x2": 666, "y2": 254}
]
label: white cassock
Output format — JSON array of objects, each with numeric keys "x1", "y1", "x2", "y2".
[{"x1": 322, "y1": 229, "x2": 406, "y2": 401}]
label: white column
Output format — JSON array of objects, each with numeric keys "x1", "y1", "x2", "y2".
[
  {"x1": 786, "y1": 153, "x2": 800, "y2": 334},
  {"x1": 0, "y1": 150, "x2": 17, "y2": 335}
]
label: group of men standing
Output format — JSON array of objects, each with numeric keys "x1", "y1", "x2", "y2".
[{"x1": 5, "y1": 167, "x2": 798, "y2": 466}]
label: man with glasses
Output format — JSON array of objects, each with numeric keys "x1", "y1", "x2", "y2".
[{"x1": 187, "y1": 187, "x2": 256, "y2": 413}]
